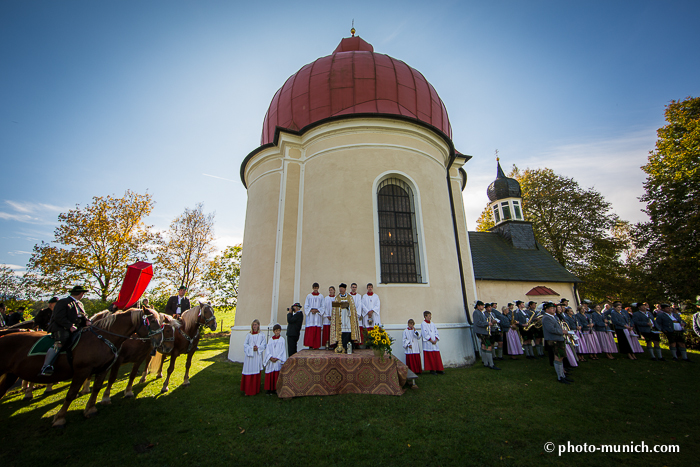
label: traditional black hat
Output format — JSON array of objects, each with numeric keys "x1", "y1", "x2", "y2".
[
  {"x1": 291, "y1": 302, "x2": 302, "y2": 309},
  {"x1": 178, "y1": 285, "x2": 187, "y2": 290},
  {"x1": 48, "y1": 296, "x2": 59, "y2": 304},
  {"x1": 475, "y1": 300, "x2": 484, "y2": 307},
  {"x1": 528, "y1": 301, "x2": 536, "y2": 306},
  {"x1": 560, "y1": 298, "x2": 569, "y2": 303},
  {"x1": 660, "y1": 303, "x2": 671, "y2": 310},
  {"x1": 543, "y1": 302, "x2": 556, "y2": 310},
  {"x1": 69, "y1": 285, "x2": 89, "y2": 295},
  {"x1": 515, "y1": 300, "x2": 523, "y2": 305}
]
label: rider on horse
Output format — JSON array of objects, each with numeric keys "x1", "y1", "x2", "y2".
[{"x1": 40, "y1": 285, "x2": 92, "y2": 376}]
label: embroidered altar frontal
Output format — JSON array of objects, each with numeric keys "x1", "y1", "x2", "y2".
[{"x1": 277, "y1": 349, "x2": 408, "y2": 398}]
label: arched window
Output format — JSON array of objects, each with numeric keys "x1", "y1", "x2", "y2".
[{"x1": 377, "y1": 178, "x2": 423, "y2": 283}]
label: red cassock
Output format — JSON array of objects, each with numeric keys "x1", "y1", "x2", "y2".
[
  {"x1": 240, "y1": 373, "x2": 261, "y2": 396},
  {"x1": 264, "y1": 371, "x2": 280, "y2": 391},
  {"x1": 304, "y1": 326, "x2": 322, "y2": 349},
  {"x1": 423, "y1": 351, "x2": 444, "y2": 371},
  {"x1": 322, "y1": 325, "x2": 331, "y2": 346},
  {"x1": 405, "y1": 354, "x2": 422, "y2": 374}
]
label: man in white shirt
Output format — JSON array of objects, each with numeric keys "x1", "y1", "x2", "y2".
[{"x1": 165, "y1": 286, "x2": 190, "y2": 318}]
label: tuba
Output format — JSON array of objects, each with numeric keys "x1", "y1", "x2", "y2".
[{"x1": 561, "y1": 320, "x2": 578, "y2": 347}]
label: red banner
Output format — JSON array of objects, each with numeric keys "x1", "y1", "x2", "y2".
[{"x1": 114, "y1": 261, "x2": 153, "y2": 309}]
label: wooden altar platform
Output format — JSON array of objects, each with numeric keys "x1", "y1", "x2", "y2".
[{"x1": 277, "y1": 349, "x2": 408, "y2": 398}]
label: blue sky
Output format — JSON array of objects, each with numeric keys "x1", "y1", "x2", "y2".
[{"x1": 1, "y1": 0, "x2": 699, "y2": 275}]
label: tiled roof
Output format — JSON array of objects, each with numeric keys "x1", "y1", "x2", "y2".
[
  {"x1": 468, "y1": 232, "x2": 581, "y2": 283},
  {"x1": 526, "y1": 286, "x2": 559, "y2": 296}
]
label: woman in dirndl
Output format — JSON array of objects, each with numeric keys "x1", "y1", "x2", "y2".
[{"x1": 591, "y1": 304, "x2": 617, "y2": 359}]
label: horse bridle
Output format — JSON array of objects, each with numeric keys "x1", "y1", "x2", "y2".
[{"x1": 177, "y1": 304, "x2": 216, "y2": 352}]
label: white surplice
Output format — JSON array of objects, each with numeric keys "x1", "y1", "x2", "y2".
[
  {"x1": 403, "y1": 327, "x2": 421, "y2": 355},
  {"x1": 242, "y1": 332, "x2": 267, "y2": 375},
  {"x1": 421, "y1": 320, "x2": 440, "y2": 351},
  {"x1": 361, "y1": 293, "x2": 381, "y2": 327},
  {"x1": 304, "y1": 292, "x2": 325, "y2": 328},
  {"x1": 263, "y1": 336, "x2": 287, "y2": 373},
  {"x1": 323, "y1": 295, "x2": 335, "y2": 325}
]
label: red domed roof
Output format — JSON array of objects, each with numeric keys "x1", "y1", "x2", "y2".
[{"x1": 261, "y1": 36, "x2": 452, "y2": 145}]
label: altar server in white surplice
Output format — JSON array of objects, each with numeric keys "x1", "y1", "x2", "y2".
[
  {"x1": 322, "y1": 286, "x2": 336, "y2": 348},
  {"x1": 241, "y1": 319, "x2": 267, "y2": 396},
  {"x1": 361, "y1": 283, "x2": 381, "y2": 332},
  {"x1": 264, "y1": 324, "x2": 287, "y2": 395},
  {"x1": 303, "y1": 282, "x2": 324, "y2": 349},
  {"x1": 403, "y1": 319, "x2": 422, "y2": 374},
  {"x1": 421, "y1": 311, "x2": 445, "y2": 374}
]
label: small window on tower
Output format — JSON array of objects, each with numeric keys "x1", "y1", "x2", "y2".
[
  {"x1": 513, "y1": 201, "x2": 523, "y2": 220},
  {"x1": 493, "y1": 206, "x2": 501, "y2": 223},
  {"x1": 501, "y1": 201, "x2": 511, "y2": 220}
]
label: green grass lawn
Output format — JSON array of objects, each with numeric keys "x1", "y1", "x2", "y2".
[{"x1": 1, "y1": 336, "x2": 698, "y2": 467}]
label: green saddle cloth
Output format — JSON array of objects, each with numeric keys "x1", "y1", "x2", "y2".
[{"x1": 28, "y1": 333, "x2": 81, "y2": 357}]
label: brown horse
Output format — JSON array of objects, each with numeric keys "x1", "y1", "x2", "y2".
[
  {"x1": 145, "y1": 303, "x2": 216, "y2": 392},
  {"x1": 0, "y1": 308, "x2": 163, "y2": 427},
  {"x1": 100, "y1": 310, "x2": 175, "y2": 404}
]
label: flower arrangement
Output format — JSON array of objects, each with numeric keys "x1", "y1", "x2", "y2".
[{"x1": 364, "y1": 326, "x2": 395, "y2": 359}]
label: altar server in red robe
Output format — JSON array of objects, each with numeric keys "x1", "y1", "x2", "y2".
[
  {"x1": 264, "y1": 324, "x2": 287, "y2": 395},
  {"x1": 322, "y1": 286, "x2": 336, "y2": 348},
  {"x1": 241, "y1": 319, "x2": 266, "y2": 396},
  {"x1": 421, "y1": 311, "x2": 444, "y2": 374},
  {"x1": 303, "y1": 282, "x2": 324, "y2": 349},
  {"x1": 403, "y1": 319, "x2": 422, "y2": 374}
]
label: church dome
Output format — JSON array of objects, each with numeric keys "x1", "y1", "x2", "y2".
[
  {"x1": 260, "y1": 36, "x2": 452, "y2": 145},
  {"x1": 487, "y1": 160, "x2": 521, "y2": 202}
]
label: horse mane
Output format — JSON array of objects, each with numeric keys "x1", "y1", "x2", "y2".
[
  {"x1": 181, "y1": 305, "x2": 201, "y2": 333},
  {"x1": 162, "y1": 314, "x2": 181, "y2": 329},
  {"x1": 91, "y1": 310, "x2": 112, "y2": 325},
  {"x1": 92, "y1": 308, "x2": 144, "y2": 331}
]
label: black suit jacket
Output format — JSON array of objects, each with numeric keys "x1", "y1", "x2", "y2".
[
  {"x1": 165, "y1": 295, "x2": 191, "y2": 316},
  {"x1": 286, "y1": 311, "x2": 303, "y2": 337},
  {"x1": 34, "y1": 307, "x2": 53, "y2": 331},
  {"x1": 48, "y1": 297, "x2": 86, "y2": 332}
]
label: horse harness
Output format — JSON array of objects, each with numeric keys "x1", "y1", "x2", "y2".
[
  {"x1": 89, "y1": 315, "x2": 164, "y2": 370},
  {"x1": 177, "y1": 306, "x2": 215, "y2": 353}
]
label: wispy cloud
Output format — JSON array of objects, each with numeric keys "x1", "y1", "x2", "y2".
[
  {"x1": 202, "y1": 173, "x2": 236, "y2": 183},
  {"x1": 7, "y1": 250, "x2": 31, "y2": 256},
  {"x1": 5, "y1": 200, "x2": 67, "y2": 214}
]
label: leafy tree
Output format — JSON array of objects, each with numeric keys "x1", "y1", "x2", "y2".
[
  {"x1": 204, "y1": 244, "x2": 242, "y2": 307},
  {"x1": 0, "y1": 264, "x2": 23, "y2": 301},
  {"x1": 155, "y1": 203, "x2": 216, "y2": 294},
  {"x1": 636, "y1": 96, "x2": 700, "y2": 305},
  {"x1": 26, "y1": 190, "x2": 156, "y2": 301}
]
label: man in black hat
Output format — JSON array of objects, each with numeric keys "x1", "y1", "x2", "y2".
[
  {"x1": 656, "y1": 304, "x2": 691, "y2": 362},
  {"x1": 165, "y1": 285, "x2": 190, "y2": 318},
  {"x1": 6, "y1": 306, "x2": 26, "y2": 326},
  {"x1": 34, "y1": 297, "x2": 59, "y2": 331},
  {"x1": 40, "y1": 285, "x2": 91, "y2": 376},
  {"x1": 286, "y1": 302, "x2": 303, "y2": 357}
]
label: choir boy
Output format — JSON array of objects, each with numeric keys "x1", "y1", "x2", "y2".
[
  {"x1": 403, "y1": 319, "x2": 422, "y2": 374},
  {"x1": 303, "y1": 282, "x2": 324, "y2": 349},
  {"x1": 421, "y1": 311, "x2": 444, "y2": 375},
  {"x1": 241, "y1": 319, "x2": 266, "y2": 396},
  {"x1": 264, "y1": 324, "x2": 287, "y2": 395}
]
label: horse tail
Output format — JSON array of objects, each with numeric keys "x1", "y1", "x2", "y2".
[{"x1": 148, "y1": 352, "x2": 163, "y2": 374}]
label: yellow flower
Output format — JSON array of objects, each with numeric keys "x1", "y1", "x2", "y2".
[{"x1": 382, "y1": 339, "x2": 388, "y2": 345}]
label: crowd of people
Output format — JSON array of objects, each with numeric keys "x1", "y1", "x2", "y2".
[
  {"x1": 473, "y1": 298, "x2": 696, "y2": 384},
  {"x1": 239, "y1": 288, "x2": 699, "y2": 395},
  {"x1": 239, "y1": 281, "x2": 446, "y2": 396}
]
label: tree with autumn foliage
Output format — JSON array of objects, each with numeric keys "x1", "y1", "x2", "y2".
[
  {"x1": 154, "y1": 203, "x2": 216, "y2": 295},
  {"x1": 25, "y1": 190, "x2": 157, "y2": 300},
  {"x1": 635, "y1": 96, "x2": 700, "y2": 305},
  {"x1": 204, "y1": 244, "x2": 242, "y2": 307}
]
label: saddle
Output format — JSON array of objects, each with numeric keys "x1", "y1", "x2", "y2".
[{"x1": 27, "y1": 331, "x2": 82, "y2": 357}]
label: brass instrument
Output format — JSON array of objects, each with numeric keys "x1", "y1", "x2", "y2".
[
  {"x1": 561, "y1": 320, "x2": 577, "y2": 347},
  {"x1": 523, "y1": 311, "x2": 543, "y2": 331}
]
